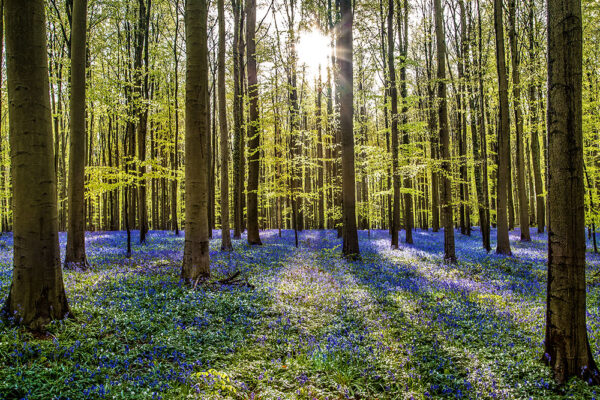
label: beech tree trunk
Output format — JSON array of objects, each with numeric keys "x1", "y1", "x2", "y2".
[
  {"x1": 65, "y1": 0, "x2": 89, "y2": 270},
  {"x1": 3, "y1": 0, "x2": 71, "y2": 330},
  {"x1": 218, "y1": 0, "x2": 232, "y2": 251},
  {"x1": 245, "y1": 0, "x2": 261, "y2": 245},
  {"x1": 507, "y1": 0, "x2": 530, "y2": 241},
  {"x1": 434, "y1": 0, "x2": 455, "y2": 262},
  {"x1": 388, "y1": 0, "x2": 400, "y2": 249},
  {"x1": 181, "y1": 0, "x2": 210, "y2": 282},
  {"x1": 494, "y1": 0, "x2": 512, "y2": 255},
  {"x1": 544, "y1": 0, "x2": 600, "y2": 385},
  {"x1": 338, "y1": 0, "x2": 359, "y2": 257}
]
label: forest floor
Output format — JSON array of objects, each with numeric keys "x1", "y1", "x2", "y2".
[{"x1": 1, "y1": 228, "x2": 600, "y2": 399}]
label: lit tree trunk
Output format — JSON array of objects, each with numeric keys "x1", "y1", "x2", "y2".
[
  {"x1": 3, "y1": 0, "x2": 71, "y2": 330},
  {"x1": 544, "y1": 0, "x2": 600, "y2": 384},
  {"x1": 65, "y1": 0, "x2": 89, "y2": 270},
  {"x1": 245, "y1": 0, "x2": 261, "y2": 245},
  {"x1": 136, "y1": 0, "x2": 150, "y2": 244},
  {"x1": 317, "y1": 71, "x2": 325, "y2": 229},
  {"x1": 494, "y1": 0, "x2": 512, "y2": 255},
  {"x1": 218, "y1": 0, "x2": 232, "y2": 251},
  {"x1": 398, "y1": 0, "x2": 413, "y2": 244},
  {"x1": 528, "y1": 0, "x2": 545, "y2": 233},
  {"x1": 388, "y1": 0, "x2": 400, "y2": 249},
  {"x1": 434, "y1": 0, "x2": 455, "y2": 262},
  {"x1": 338, "y1": 0, "x2": 359, "y2": 257},
  {"x1": 171, "y1": 0, "x2": 180, "y2": 236},
  {"x1": 507, "y1": 0, "x2": 530, "y2": 241},
  {"x1": 232, "y1": 0, "x2": 243, "y2": 239},
  {"x1": 181, "y1": 0, "x2": 210, "y2": 282}
]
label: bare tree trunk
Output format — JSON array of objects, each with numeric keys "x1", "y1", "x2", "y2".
[
  {"x1": 434, "y1": 0, "x2": 455, "y2": 262},
  {"x1": 317, "y1": 71, "x2": 325, "y2": 230},
  {"x1": 65, "y1": 0, "x2": 89, "y2": 269},
  {"x1": 388, "y1": 0, "x2": 400, "y2": 249},
  {"x1": 3, "y1": 0, "x2": 71, "y2": 330},
  {"x1": 171, "y1": 0, "x2": 180, "y2": 236},
  {"x1": 245, "y1": 0, "x2": 261, "y2": 245},
  {"x1": 338, "y1": 0, "x2": 359, "y2": 257},
  {"x1": 218, "y1": 0, "x2": 231, "y2": 251},
  {"x1": 507, "y1": 0, "x2": 530, "y2": 241},
  {"x1": 232, "y1": 0, "x2": 244, "y2": 239},
  {"x1": 181, "y1": 0, "x2": 210, "y2": 282},
  {"x1": 494, "y1": 0, "x2": 511, "y2": 255},
  {"x1": 544, "y1": 0, "x2": 600, "y2": 384}
]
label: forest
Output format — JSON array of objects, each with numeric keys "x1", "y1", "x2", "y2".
[{"x1": 1, "y1": 0, "x2": 600, "y2": 398}]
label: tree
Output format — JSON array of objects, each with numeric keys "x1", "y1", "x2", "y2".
[
  {"x1": 507, "y1": 0, "x2": 531, "y2": 241},
  {"x1": 3, "y1": 0, "x2": 71, "y2": 330},
  {"x1": 338, "y1": 0, "x2": 359, "y2": 257},
  {"x1": 218, "y1": 0, "x2": 232, "y2": 251},
  {"x1": 434, "y1": 0, "x2": 455, "y2": 262},
  {"x1": 388, "y1": 0, "x2": 401, "y2": 249},
  {"x1": 64, "y1": 0, "x2": 89, "y2": 270},
  {"x1": 181, "y1": 0, "x2": 210, "y2": 283},
  {"x1": 544, "y1": 0, "x2": 600, "y2": 384},
  {"x1": 246, "y1": 0, "x2": 262, "y2": 245},
  {"x1": 494, "y1": 0, "x2": 512, "y2": 255}
]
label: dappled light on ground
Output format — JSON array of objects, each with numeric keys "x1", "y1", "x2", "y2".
[{"x1": 1, "y1": 229, "x2": 600, "y2": 398}]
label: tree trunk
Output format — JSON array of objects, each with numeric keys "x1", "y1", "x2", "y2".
[
  {"x1": 434, "y1": 0, "x2": 455, "y2": 262},
  {"x1": 494, "y1": 0, "x2": 511, "y2": 255},
  {"x1": 544, "y1": 0, "x2": 599, "y2": 384},
  {"x1": 388, "y1": 0, "x2": 400, "y2": 249},
  {"x1": 218, "y1": 0, "x2": 232, "y2": 251},
  {"x1": 3, "y1": 0, "x2": 71, "y2": 330},
  {"x1": 338, "y1": 0, "x2": 359, "y2": 257},
  {"x1": 245, "y1": 0, "x2": 261, "y2": 245},
  {"x1": 232, "y1": 0, "x2": 243, "y2": 239},
  {"x1": 65, "y1": 0, "x2": 89, "y2": 270},
  {"x1": 507, "y1": 0, "x2": 530, "y2": 241},
  {"x1": 181, "y1": 0, "x2": 210, "y2": 282}
]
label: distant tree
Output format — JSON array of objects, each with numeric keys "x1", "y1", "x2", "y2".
[
  {"x1": 64, "y1": 0, "x2": 89, "y2": 270},
  {"x1": 544, "y1": 0, "x2": 600, "y2": 384},
  {"x1": 3, "y1": 0, "x2": 71, "y2": 329},
  {"x1": 338, "y1": 0, "x2": 359, "y2": 257},
  {"x1": 181, "y1": 0, "x2": 210, "y2": 283}
]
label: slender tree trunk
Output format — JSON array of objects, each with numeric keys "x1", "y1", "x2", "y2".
[
  {"x1": 494, "y1": 0, "x2": 512, "y2": 255},
  {"x1": 317, "y1": 71, "x2": 325, "y2": 230},
  {"x1": 232, "y1": 0, "x2": 243, "y2": 239},
  {"x1": 528, "y1": 0, "x2": 545, "y2": 233},
  {"x1": 245, "y1": 0, "x2": 261, "y2": 245},
  {"x1": 338, "y1": 0, "x2": 359, "y2": 257},
  {"x1": 434, "y1": 0, "x2": 455, "y2": 262},
  {"x1": 388, "y1": 0, "x2": 400, "y2": 249},
  {"x1": 507, "y1": 0, "x2": 530, "y2": 241},
  {"x1": 398, "y1": 0, "x2": 413, "y2": 244},
  {"x1": 171, "y1": 0, "x2": 181, "y2": 236},
  {"x1": 544, "y1": 0, "x2": 600, "y2": 384},
  {"x1": 65, "y1": 0, "x2": 89, "y2": 269},
  {"x1": 181, "y1": 0, "x2": 210, "y2": 283},
  {"x1": 218, "y1": 0, "x2": 232, "y2": 251},
  {"x1": 3, "y1": 0, "x2": 71, "y2": 330}
]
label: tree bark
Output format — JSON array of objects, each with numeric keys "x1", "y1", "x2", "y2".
[
  {"x1": 182, "y1": 0, "x2": 210, "y2": 282},
  {"x1": 245, "y1": 0, "x2": 261, "y2": 245},
  {"x1": 544, "y1": 0, "x2": 599, "y2": 384},
  {"x1": 3, "y1": 0, "x2": 71, "y2": 330},
  {"x1": 65, "y1": 0, "x2": 89, "y2": 269},
  {"x1": 388, "y1": 0, "x2": 400, "y2": 249},
  {"x1": 507, "y1": 0, "x2": 530, "y2": 241},
  {"x1": 494, "y1": 0, "x2": 512, "y2": 255},
  {"x1": 434, "y1": 0, "x2": 456, "y2": 262},
  {"x1": 338, "y1": 0, "x2": 359, "y2": 257},
  {"x1": 218, "y1": 0, "x2": 232, "y2": 251}
]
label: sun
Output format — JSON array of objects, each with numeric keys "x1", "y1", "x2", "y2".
[{"x1": 297, "y1": 28, "x2": 331, "y2": 80}]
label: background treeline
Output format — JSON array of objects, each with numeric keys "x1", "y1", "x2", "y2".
[{"x1": 0, "y1": 0, "x2": 598, "y2": 245}]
